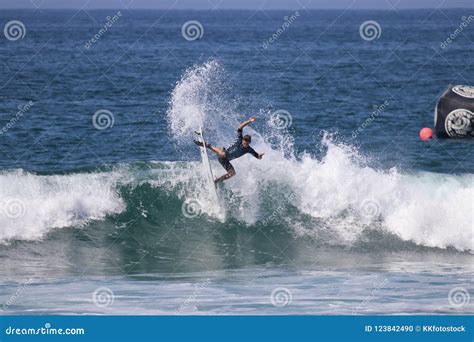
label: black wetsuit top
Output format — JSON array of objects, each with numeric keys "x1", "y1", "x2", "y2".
[{"x1": 225, "y1": 128, "x2": 259, "y2": 161}]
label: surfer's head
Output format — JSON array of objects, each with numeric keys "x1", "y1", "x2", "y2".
[{"x1": 242, "y1": 135, "x2": 251, "y2": 147}]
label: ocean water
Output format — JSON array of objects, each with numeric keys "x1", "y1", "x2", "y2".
[{"x1": 0, "y1": 9, "x2": 473, "y2": 315}]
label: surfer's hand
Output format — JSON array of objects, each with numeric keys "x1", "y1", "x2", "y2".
[
  {"x1": 239, "y1": 116, "x2": 257, "y2": 129},
  {"x1": 258, "y1": 153, "x2": 265, "y2": 159}
]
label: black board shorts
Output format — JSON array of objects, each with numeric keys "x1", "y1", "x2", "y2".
[{"x1": 218, "y1": 153, "x2": 234, "y2": 172}]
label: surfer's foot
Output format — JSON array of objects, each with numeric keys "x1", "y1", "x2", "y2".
[
  {"x1": 214, "y1": 175, "x2": 224, "y2": 184},
  {"x1": 193, "y1": 140, "x2": 211, "y2": 148}
]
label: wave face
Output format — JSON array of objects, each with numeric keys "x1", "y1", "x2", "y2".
[
  {"x1": 0, "y1": 154, "x2": 472, "y2": 252},
  {"x1": 1, "y1": 61, "x2": 472, "y2": 253}
]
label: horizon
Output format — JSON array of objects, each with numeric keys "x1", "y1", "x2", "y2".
[
  {"x1": 1, "y1": 7, "x2": 474, "y2": 10},
  {"x1": 1, "y1": 0, "x2": 474, "y2": 10}
]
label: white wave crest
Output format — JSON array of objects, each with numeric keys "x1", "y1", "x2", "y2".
[{"x1": 0, "y1": 170, "x2": 125, "y2": 243}]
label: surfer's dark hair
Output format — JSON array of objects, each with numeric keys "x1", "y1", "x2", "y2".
[{"x1": 243, "y1": 135, "x2": 251, "y2": 142}]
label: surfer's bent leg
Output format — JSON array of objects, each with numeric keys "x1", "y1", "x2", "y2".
[
  {"x1": 210, "y1": 146, "x2": 226, "y2": 159},
  {"x1": 215, "y1": 156, "x2": 235, "y2": 183}
]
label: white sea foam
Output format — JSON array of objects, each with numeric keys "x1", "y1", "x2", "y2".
[{"x1": 0, "y1": 170, "x2": 125, "y2": 243}]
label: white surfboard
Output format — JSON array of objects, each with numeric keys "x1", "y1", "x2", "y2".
[{"x1": 195, "y1": 124, "x2": 221, "y2": 207}]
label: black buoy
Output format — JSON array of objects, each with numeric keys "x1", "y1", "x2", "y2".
[{"x1": 434, "y1": 85, "x2": 474, "y2": 138}]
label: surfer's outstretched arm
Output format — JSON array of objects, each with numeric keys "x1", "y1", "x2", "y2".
[
  {"x1": 238, "y1": 116, "x2": 256, "y2": 130},
  {"x1": 249, "y1": 148, "x2": 264, "y2": 159}
]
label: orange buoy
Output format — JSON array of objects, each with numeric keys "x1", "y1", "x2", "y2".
[{"x1": 419, "y1": 127, "x2": 433, "y2": 141}]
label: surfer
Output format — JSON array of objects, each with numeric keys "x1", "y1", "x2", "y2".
[{"x1": 194, "y1": 116, "x2": 265, "y2": 183}]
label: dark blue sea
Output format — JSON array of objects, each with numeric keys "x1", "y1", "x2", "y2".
[{"x1": 0, "y1": 9, "x2": 472, "y2": 315}]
